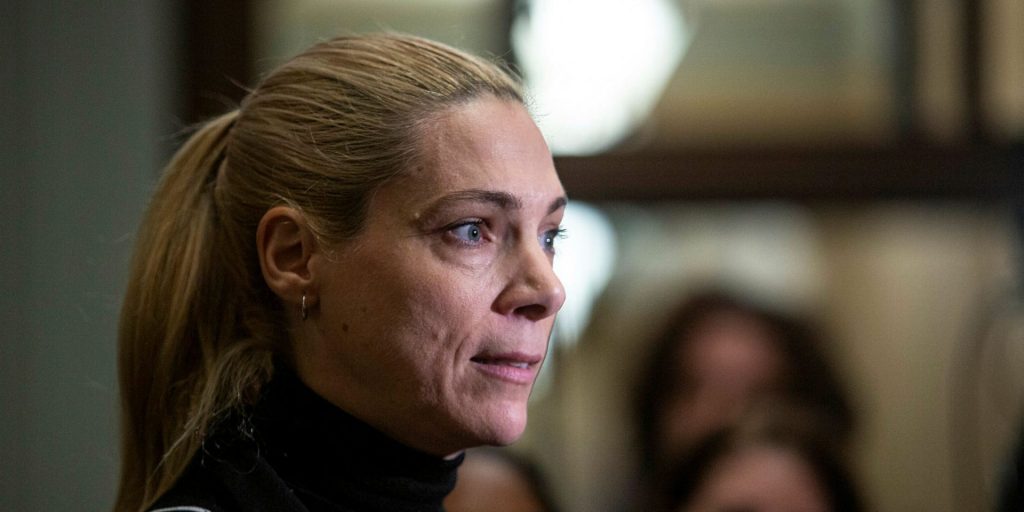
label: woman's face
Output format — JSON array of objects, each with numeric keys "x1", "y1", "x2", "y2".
[
  {"x1": 299, "y1": 96, "x2": 566, "y2": 456},
  {"x1": 681, "y1": 445, "x2": 831, "y2": 512},
  {"x1": 658, "y1": 311, "x2": 785, "y2": 460}
]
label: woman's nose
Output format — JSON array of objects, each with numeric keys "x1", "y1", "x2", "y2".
[{"x1": 493, "y1": 241, "x2": 566, "y2": 321}]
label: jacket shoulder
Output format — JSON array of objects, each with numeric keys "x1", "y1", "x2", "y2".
[{"x1": 146, "y1": 460, "x2": 230, "y2": 512}]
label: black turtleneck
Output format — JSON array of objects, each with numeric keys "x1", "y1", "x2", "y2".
[{"x1": 149, "y1": 370, "x2": 463, "y2": 512}]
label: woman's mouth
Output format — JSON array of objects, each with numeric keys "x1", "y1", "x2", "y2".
[{"x1": 470, "y1": 352, "x2": 541, "y2": 384}]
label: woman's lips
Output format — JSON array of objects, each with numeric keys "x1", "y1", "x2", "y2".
[{"x1": 470, "y1": 352, "x2": 541, "y2": 384}]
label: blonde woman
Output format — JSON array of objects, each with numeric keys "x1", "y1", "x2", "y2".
[{"x1": 117, "y1": 33, "x2": 566, "y2": 512}]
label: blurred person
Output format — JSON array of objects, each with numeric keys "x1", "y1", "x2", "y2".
[
  {"x1": 633, "y1": 290, "x2": 856, "y2": 486},
  {"x1": 653, "y1": 404, "x2": 863, "y2": 512},
  {"x1": 116, "y1": 33, "x2": 567, "y2": 512},
  {"x1": 445, "y1": 447, "x2": 560, "y2": 512}
]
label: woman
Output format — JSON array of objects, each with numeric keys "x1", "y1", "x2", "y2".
[
  {"x1": 116, "y1": 33, "x2": 567, "y2": 512},
  {"x1": 653, "y1": 405, "x2": 863, "y2": 512},
  {"x1": 633, "y1": 290, "x2": 855, "y2": 476}
]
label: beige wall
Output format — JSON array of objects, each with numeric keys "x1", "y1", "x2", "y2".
[{"x1": 819, "y1": 205, "x2": 1019, "y2": 511}]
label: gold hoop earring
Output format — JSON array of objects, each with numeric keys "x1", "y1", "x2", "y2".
[{"x1": 301, "y1": 294, "x2": 308, "y2": 321}]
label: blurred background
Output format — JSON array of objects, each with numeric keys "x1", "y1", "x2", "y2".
[{"x1": 2, "y1": 0, "x2": 1021, "y2": 510}]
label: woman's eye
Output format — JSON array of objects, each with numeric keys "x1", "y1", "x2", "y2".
[
  {"x1": 449, "y1": 222, "x2": 484, "y2": 244},
  {"x1": 541, "y1": 227, "x2": 567, "y2": 253}
]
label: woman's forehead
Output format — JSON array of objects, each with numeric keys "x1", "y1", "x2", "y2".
[{"x1": 386, "y1": 98, "x2": 563, "y2": 211}]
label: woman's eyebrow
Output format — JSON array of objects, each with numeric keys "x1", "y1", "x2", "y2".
[
  {"x1": 419, "y1": 190, "x2": 520, "y2": 223},
  {"x1": 434, "y1": 189, "x2": 523, "y2": 210},
  {"x1": 416, "y1": 189, "x2": 567, "y2": 228},
  {"x1": 440, "y1": 191, "x2": 567, "y2": 215},
  {"x1": 413, "y1": 189, "x2": 519, "y2": 229}
]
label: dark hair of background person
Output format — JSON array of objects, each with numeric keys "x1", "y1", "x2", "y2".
[
  {"x1": 632, "y1": 289, "x2": 857, "y2": 474},
  {"x1": 653, "y1": 404, "x2": 864, "y2": 512}
]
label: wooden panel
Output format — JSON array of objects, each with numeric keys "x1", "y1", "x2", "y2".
[
  {"x1": 555, "y1": 144, "x2": 1022, "y2": 202},
  {"x1": 181, "y1": 0, "x2": 253, "y2": 123}
]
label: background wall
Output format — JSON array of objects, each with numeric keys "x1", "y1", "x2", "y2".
[{"x1": 0, "y1": 1, "x2": 177, "y2": 509}]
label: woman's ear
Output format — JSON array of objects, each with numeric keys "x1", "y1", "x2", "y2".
[{"x1": 257, "y1": 206, "x2": 318, "y2": 304}]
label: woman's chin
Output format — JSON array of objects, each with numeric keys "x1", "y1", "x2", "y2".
[
  {"x1": 487, "y1": 423, "x2": 527, "y2": 446},
  {"x1": 470, "y1": 403, "x2": 529, "y2": 447}
]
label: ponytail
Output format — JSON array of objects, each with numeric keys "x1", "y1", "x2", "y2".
[{"x1": 115, "y1": 111, "x2": 277, "y2": 512}]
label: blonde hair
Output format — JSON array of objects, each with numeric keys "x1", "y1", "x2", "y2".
[{"x1": 115, "y1": 33, "x2": 523, "y2": 512}]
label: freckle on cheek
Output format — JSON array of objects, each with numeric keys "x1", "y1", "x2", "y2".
[{"x1": 342, "y1": 323, "x2": 349, "y2": 333}]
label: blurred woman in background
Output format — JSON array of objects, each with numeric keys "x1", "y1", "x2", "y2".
[
  {"x1": 633, "y1": 290, "x2": 857, "y2": 508},
  {"x1": 653, "y1": 404, "x2": 863, "y2": 512}
]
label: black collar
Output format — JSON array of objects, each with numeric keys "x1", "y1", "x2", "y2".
[{"x1": 245, "y1": 369, "x2": 464, "y2": 512}]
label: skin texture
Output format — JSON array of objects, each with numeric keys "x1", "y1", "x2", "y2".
[
  {"x1": 285, "y1": 97, "x2": 567, "y2": 457},
  {"x1": 681, "y1": 446, "x2": 831, "y2": 512}
]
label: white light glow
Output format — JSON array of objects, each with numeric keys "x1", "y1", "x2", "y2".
[
  {"x1": 532, "y1": 202, "x2": 616, "y2": 399},
  {"x1": 551, "y1": 202, "x2": 617, "y2": 346},
  {"x1": 512, "y1": 0, "x2": 692, "y2": 155}
]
